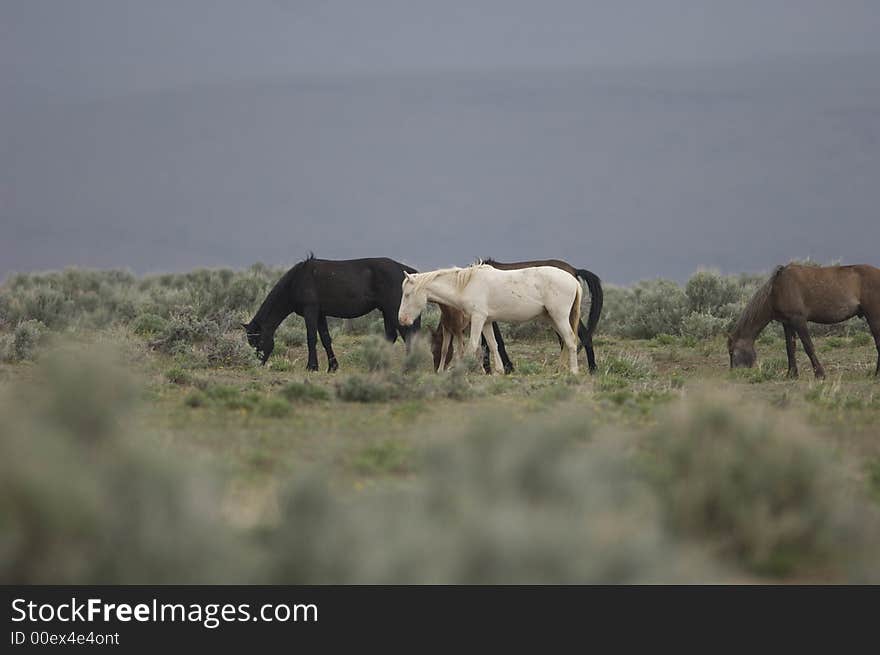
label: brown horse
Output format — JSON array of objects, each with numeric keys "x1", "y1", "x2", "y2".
[
  {"x1": 429, "y1": 304, "x2": 469, "y2": 372},
  {"x1": 728, "y1": 264, "x2": 880, "y2": 379},
  {"x1": 430, "y1": 258, "x2": 603, "y2": 373}
]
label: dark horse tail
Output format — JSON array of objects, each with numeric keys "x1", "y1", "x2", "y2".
[
  {"x1": 575, "y1": 269, "x2": 603, "y2": 338},
  {"x1": 575, "y1": 269, "x2": 603, "y2": 373}
]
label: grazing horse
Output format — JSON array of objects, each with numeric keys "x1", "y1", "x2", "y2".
[
  {"x1": 430, "y1": 258, "x2": 603, "y2": 373},
  {"x1": 243, "y1": 255, "x2": 421, "y2": 371},
  {"x1": 729, "y1": 264, "x2": 880, "y2": 379},
  {"x1": 399, "y1": 265, "x2": 582, "y2": 374}
]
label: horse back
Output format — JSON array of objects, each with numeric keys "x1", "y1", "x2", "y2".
[
  {"x1": 300, "y1": 257, "x2": 412, "y2": 317},
  {"x1": 774, "y1": 264, "x2": 870, "y2": 323},
  {"x1": 486, "y1": 258, "x2": 577, "y2": 277}
]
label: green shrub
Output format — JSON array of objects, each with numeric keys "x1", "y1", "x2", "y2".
[
  {"x1": 681, "y1": 312, "x2": 728, "y2": 340},
  {"x1": 268, "y1": 411, "x2": 717, "y2": 584},
  {"x1": 17, "y1": 287, "x2": 72, "y2": 328},
  {"x1": 594, "y1": 375, "x2": 630, "y2": 393},
  {"x1": 513, "y1": 360, "x2": 541, "y2": 376},
  {"x1": 275, "y1": 321, "x2": 306, "y2": 348},
  {"x1": 151, "y1": 311, "x2": 219, "y2": 355},
  {"x1": 164, "y1": 366, "x2": 192, "y2": 385},
  {"x1": 601, "y1": 280, "x2": 688, "y2": 339},
  {"x1": 352, "y1": 440, "x2": 413, "y2": 475},
  {"x1": 280, "y1": 381, "x2": 330, "y2": 403},
  {"x1": 0, "y1": 349, "x2": 254, "y2": 583},
  {"x1": 132, "y1": 313, "x2": 168, "y2": 336},
  {"x1": 402, "y1": 336, "x2": 432, "y2": 374},
  {"x1": 355, "y1": 336, "x2": 394, "y2": 372},
  {"x1": 204, "y1": 332, "x2": 259, "y2": 368},
  {"x1": 184, "y1": 391, "x2": 207, "y2": 408},
  {"x1": 600, "y1": 351, "x2": 655, "y2": 380},
  {"x1": 642, "y1": 399, "x2": 880, "y2": 578},
  {"x1": 336, "y1": 375, "x2": 393, "y2": 403},
  {"x1": 4, "y1": 320, "x2": 48, "y2": 362},
  {"x1": 257, "y1": 397, "x2": 293, "y2": 418},
  {"x1": 685, "y1": 271, "x2": 740, "y2": 315},
  {"x1": 823, "y1": 336, "x2": 846, "y2": 350}
]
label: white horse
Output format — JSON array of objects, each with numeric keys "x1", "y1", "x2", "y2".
[{"x1": 398, "y1": 264, "x2": 582, "y2": 374}]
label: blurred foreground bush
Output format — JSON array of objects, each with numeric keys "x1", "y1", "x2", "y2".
[
  {"x1": 0, "y1": 349, "x2": 256, "y2": 583},
  {"x1": 3, "y1": 349, "x2": 879, "y2": 583}
]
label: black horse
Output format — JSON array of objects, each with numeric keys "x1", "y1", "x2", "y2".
[{"x1": 243, "y1": 255, "x2": 421, "y2": 371}]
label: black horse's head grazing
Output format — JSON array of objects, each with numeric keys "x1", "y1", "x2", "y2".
[{"x1": 242, "y1": 321, "x2": 274, "y2": 365}]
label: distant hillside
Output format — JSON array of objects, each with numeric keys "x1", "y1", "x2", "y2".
[{"x1": 3, "y1": 56, "x2": 879, "y2": 283}]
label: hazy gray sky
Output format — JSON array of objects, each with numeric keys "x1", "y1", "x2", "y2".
[
  {"x1": 4, "y1": 1, "x2": 880, "y2": 103},
  {"x1": 3, "y1": 2, "x2": 880, "y2": 283}
]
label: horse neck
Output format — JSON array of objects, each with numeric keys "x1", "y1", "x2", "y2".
[
  {"x1": 422, "y1": 273, "x2": 468, "y2": 310},
  {"x1": 732, "y1": 294, "x2": 773, "y2": 343},
  {"x1": 253, "y1": 279, "x2": 296, "y2": 334}
]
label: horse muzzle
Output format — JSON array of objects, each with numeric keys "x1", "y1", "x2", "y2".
[{"x1": 398, "y1": 314, "x2": 413, "y2": 326}]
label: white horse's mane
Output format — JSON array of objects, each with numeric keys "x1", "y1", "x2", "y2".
[{"x1": 408, "y1": 263, "x2": 491, "y2": 293}]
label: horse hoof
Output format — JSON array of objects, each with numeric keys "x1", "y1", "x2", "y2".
[
  {"x1": 306, "y1": 364, "x2": 319, "y2": 372},
  {"x1": 328, "y1": 361, "x2": 339, "y2": 373},
  {"x1": 786, "y1": 370, "x2": 799, "y2": 379}
]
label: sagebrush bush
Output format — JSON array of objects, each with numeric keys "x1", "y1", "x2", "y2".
[
  {"x1": 685, "y1": 271, "x2": 741, "y2": 314},
  {"x1": 402, "y1": 335, "x2": 433, "y2": 374},
  {"x1": 131, "y1": 313, "x2": 168, "y2": 336},
  {"x1": 600, "y1": 350, "x2": 655, "y2": 380},
  {"x1": 336, "y1": 374, "x2": 393, "y2": 403},
  {"x1": 257, "y1": 397, "x2": 293, "y2": 418},
  {"x1": 641, "y1": 399, "x2": 880, "y2": 578},
  {"x1": 275, "y1": 320, "x2": 306, "y2": 348},
  {"x1": 4, "y1": 319, "x2": 48, "y2": 362},
  {"x1": 600, "y1": 280, "x2": 688, "y2": 339},
  {"x1": 268, "y1": 411, "x2": 718, "y2": 583},
  {"x1": 150, "y1": 311, "x2": 219, "y2": 354},
  {"x1": 354, "y1": 336, "x2": 394, "y2": 372},
  {"x1": 280, "y1": 381, "x2": 330, "y2": 403},
  {"x1": 165, "y1": 366, "x2": 192, "y2": 385},
  {"x1": 204, "y1": 332, "x2": 259, "y2": 368},
  {"x1": 680, "y1": 311, "x2": 728, "y2": 340},
  {"x1": 0, "y1": 349, "x2": 254, "y2": 583}
]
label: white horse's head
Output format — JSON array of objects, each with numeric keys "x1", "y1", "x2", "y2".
[{"x1": 398, "y1": 273, "x2": 427, "y2": 326}]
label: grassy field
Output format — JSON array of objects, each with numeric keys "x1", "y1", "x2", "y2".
[{"x1": 2, "y1": 267, "x2": 880, "y2": 583}]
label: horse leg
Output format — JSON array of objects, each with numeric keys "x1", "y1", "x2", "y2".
[
  {"x1": 493, "y1": 322, "x2": 514, "y2": 374},
  {"x1": 380, "y1": 308, "x2": 399, "y2": 344},
  {"x1": 577, "y1": 320, "x2": 598, "y2": 374},
  {"x1": 792, "y1": 320, "x2": 825, "y2": 379},
  {"x1": 481, "y1": 323, "x2": 504, "y2": 375},
  {"x1": 865, "y1": 313, "x2": 880, "y2": 376},
  {"x1": 317, "y1": 315, "x2": 338, "y2": 373},
  {"x1": 783, "y1": 322, "x2": 798, "y2": 378},
  {"x1": 454, "y1": 329, "x2": 467, "y2": 367},
  {"x1": 438, "y1": 327, "x2": 452, "y2": 373},
  {"x1": 549, "y1": 311, "x2": 579, "y2": 375},
  {"x1": 303, "y1": 307, "x2": 320, "y2": 372},
  {"x1": 468, "y1": 314, "x2": 488, "y2": 365},
  {"x1": 479, "y1": 334, "x2": 492, "y2": 373}
]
